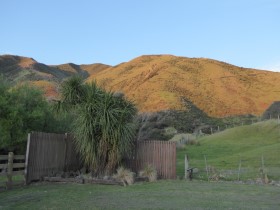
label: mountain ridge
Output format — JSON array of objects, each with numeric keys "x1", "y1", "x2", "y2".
[
  {"x1": 1, "y1": 54, "x2": 280, "y2": 117},
  {"x1": 0, "y1": 54, "x2": 109, "y2": 99},
  {"x1": 87, "y1": 54, "x2": 280, "y2": 117}
]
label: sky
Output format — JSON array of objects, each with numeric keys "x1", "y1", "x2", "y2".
[{"x1": 1, "y1": 0, "x2": 280, "y2": 71}]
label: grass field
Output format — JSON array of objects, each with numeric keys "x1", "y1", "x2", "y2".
[
  {"x1": 0, "y1": 181, "x2": 279, "y2": 210},
  {"x1": 176, "y1": 120, "x2": 280, "y2": 181}
]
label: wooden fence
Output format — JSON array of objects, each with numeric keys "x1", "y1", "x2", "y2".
[
  {"x1": 127, "y1": 141, "x2": 177, "y2": 179},
  {"x1": 25, "y1": 132, "x2": 80, "y2": 184},
  {"x1": 24, "y1": 133, "x2": 176, "y2": 183},
  {"x1": 0, "y1": 152, "x2": 26, "y2": 189}
]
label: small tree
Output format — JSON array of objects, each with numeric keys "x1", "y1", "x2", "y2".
[
  {"x1": 57, "y1": 77, "x2": 137, "y2": 175},
  {"x1": 0, "y1": 76, "x2": 67, "y2": 153}
]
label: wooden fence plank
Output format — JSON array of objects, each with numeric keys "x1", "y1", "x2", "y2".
[
  {"x1": 0, "y1": 152, "x2": 26, "y2": 189},
  {"x1": 25, "y1": 133, "x2": 31, "y2": 184},
  {"x1": 0, "y1": 164, "x2": 7, "y2": 170},
  {"x1": 7, "y1": 152, "x2": 14, "y2": 189},
  {"x1": 25, "y1": 132, "x2": 82, "y2": 184},
  {"x1": 0, "y1": 156, "x2": 8, "y2": 161},
  {"x1": 131, "y1": 141, "x2": 176, "y2": 180},
  {"x1": 14, "y1": 155, "x2": 25, "y2": 160},
  {"x1": 12, "y1": 163, "x2": 25, "y2": 168}
]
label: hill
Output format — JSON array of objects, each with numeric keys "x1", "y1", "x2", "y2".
[
  {"x1": 177, "y1": 119, "x2": 280, "y2": 180},
  {"x1": 1, "y1": 54, "x2": 280, "y2": 117},
  {"x1": 0, "y1": 55, "x2": 109, "y2": 99},
  {"x1": 262, "y1": 101, "x2": 280, "y2": 120},
  {"x1": 88, "y1": 55, "x2": 280, "y2": 117}
]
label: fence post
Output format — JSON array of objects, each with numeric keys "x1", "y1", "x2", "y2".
[
  {"x1": 237, "y1": 156, "x2": 242, "y2": 181},
  {"x1": 204, "y1": 155, "x2": 209, "y2": 182},
  {"x1": 25, "y1": 133, "x2": 31, "y2": 185},
  {"x1": 64, "y1": 133, "x2": 68, "y2": 171},
  {"x1": 260, "y1": 155, "x2": 269, "y2": 184},
  {"x1": 184, "y1": 154, "x2": 189, "y2": 179},
  {"x1": 7, "y1": 152, "x2": 14, "y2": 189}
]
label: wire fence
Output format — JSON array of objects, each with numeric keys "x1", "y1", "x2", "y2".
[
  {"x1": 195, "y1": 116, "x2": 280, "y2": 137},
  {"x1": 176, "y1": 154, "x2": 280, "y2": 182}
]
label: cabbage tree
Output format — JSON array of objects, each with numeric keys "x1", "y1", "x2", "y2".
[{"x1": 57, "y1": 77, "x2": 137, "y2": 175}]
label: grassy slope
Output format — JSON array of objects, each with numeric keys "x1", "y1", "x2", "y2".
[
  {"x1": 177, "y1": 120, "x2": 280, "y2": 180},
  {"x1": 0, "y1": 181, "x2": 279, "y2": 209},
  {"x1": 87, "y1": 55, "x2": 280, "y2": 117}
]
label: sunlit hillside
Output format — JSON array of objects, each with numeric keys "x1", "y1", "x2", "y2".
[
  {"x1": 31, "y1": 80, "x2": 58, "y2": 100},
  {"x1": 1, "y1": 54, "x2": 280, "y2": 117},
  {"x1": 87, "y1": 55, "x2": 280, "y2": 117},
  {"x1": 53, "y1": 63, "x2": 110, "y2": 76},
  {"x1": 80, "y1": 63, "x2": 111, "y2": 75},
  {"x1": 0, "y1": 55, "x2": 108, "y2": 99}
]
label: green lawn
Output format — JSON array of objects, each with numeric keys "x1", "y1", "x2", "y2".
[
  {"x1": 177, "y1": 120, "x2": 280, "y2": 180},
  {"x1": 0, "y1": 181, "x2": 279, "y2": 209}
]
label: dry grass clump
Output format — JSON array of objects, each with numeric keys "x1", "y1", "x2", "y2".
[
  {"x1": 113, "y1": 167, "x2": 135, "y2": 186},
  {"x1": 259, "y1": 167, "x2": 269, "y2": 184},
  {"x1": 139, "y1": 164, "x2": 157, "y2": 182}
]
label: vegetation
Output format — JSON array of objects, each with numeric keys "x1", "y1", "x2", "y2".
[
  {"x1": 113, "y1": 167, "x2": 135, "y2": 186},
  {"x1": 0, "y1": 76, "x2": 70, "y2": 154},
  {"x1": 177, "y1": 120, "x2": 280, "y2": 181},
  {"x1": 136, "y1": 102, "x2": 259, "y2": 141},
  {"x1": 56, "y1": 76, "x2": 137, "y2": 176},
  {"x1": 0, "y1": 181, "x2": 279, "y2": 209},
  {"x1": 139, "y1": 164, "x2": 157, "y2": 182}
]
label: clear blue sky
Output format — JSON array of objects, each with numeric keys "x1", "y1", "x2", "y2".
[{"x1": 1, "y1": 0, "x2": 280, "y2": 71}]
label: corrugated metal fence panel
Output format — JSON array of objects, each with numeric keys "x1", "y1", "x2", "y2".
[{"x1": 134, "y1": 141, "x2": 176, "y2": 179}]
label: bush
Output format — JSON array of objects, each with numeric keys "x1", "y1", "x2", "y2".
[
  {"x1": 139, "y1": 164, "x2": 157, "y2": 182},
  {"x1": 0, "y1": 77, "x2": 71, "y2": 154},
  {"x1": 113, "y1": 167, "x2": 135, "y2": 186}
]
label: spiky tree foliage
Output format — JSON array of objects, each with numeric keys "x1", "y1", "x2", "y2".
[{"x1": 58, "y1": 76, "x2": 137, "y2": 175}]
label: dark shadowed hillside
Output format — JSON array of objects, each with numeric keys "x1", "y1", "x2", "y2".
[{"x1": 262, "y1": 101, "x2": 280, "y2": 119}]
